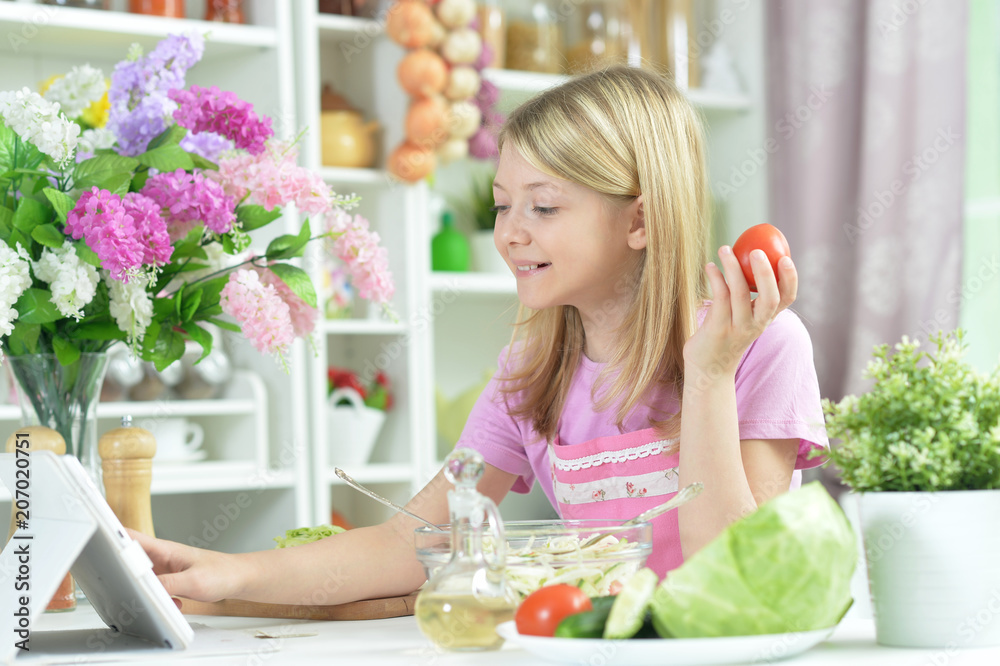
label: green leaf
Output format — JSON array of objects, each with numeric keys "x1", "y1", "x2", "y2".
[
  {"x1": 13, "y1": 288, "x2": 62, "y2": 324},
  {"x1": 150, "y1": 325, "x2": 186, "y2": 372},
  {"x1": 43, "y1": 187, "x2": 77, "y2": 223},
  {"x1": 170, "y1": 236, "x2": 209, "y2": 261},
  {"x1": 135, "y1": 144, "x2": 194, "y2": 172},
  {"x1": 98, "y1": 172, "x2": 132, "y2": 195},
  {"x1": 237, "y1": 204, "x2": 282, "y2": 232},
  {"x1": 52, "y1": 336, "x2": 81, "y2": 366},
  {"x1": 265, "y1": 223, "x2": 311, "y2": 261},
  {"x1": 13, "y1": 197, "x2": 49, "y2": 233},
  {"x1": 190, "y1": 153, "x2": 218, "y2": 171},
  {"x1": 74, "y1": 239, "x2": 100, "y2": 267},
  {"x1": 69, "y1": 318, "x2": 126, "y2": 341},
  {"x1": 5, "y1": 323, "x2": 40, "y2": 355},
  {"x1": 180, "y1": 288, "x2": 203, "y2": 322},
  {"x1": 0, "y1": 122, "x2": 17, "y2": 172},
  {"x1": 131, "y1": 169, "x2": 149, "y2": 191},
  {"x1": 192, "y1": 276, "x2": 227, "y2": 316},
  {"x1": 73, "y1": 154, "x2": 139, "y2": 190},
  {"x1": 145, "y1": 124, "x2": 188, "y2": 151},
  {"x1": 207, "y1": 317, "x2": 241, "y2": 333},
  {"x1": 0, "y1": 205, "x2": 12, "y2": 242},
  {"x1": 31, "y1": 223, "x2": 65, "y2": 248},
  {"x1": 0, "y1": 123, "x2": 44, "y2": 175},
  {"x1": 268, "y1": 263, "x2": 317, "y2": 308},
  {"x1": 183, "y1": 322, "x2": 214, "y2": 361}
]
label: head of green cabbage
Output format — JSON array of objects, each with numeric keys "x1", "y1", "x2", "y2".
[{"x1": 652, "y1": 482, "x2": 856, "y2": 637}]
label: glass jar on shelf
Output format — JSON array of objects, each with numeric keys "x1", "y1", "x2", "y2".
[
  {"x1": 565, "y1": 0, "x2": 630, "y2": 75},
  {"x1": 129, "y1": 0, "x2": 184, "y2": 18},
  {"x1": 504, "y1": 0, "x2": 563, "y2": 74},
  {"x1": 205, "y1": 0, "x2": 245, "y2": 23},
  {"x1": 477, "y1": 0, "x2": 506, "y2": 69}
]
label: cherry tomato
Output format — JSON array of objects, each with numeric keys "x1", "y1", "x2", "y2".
[
  {"x1": 731, "y1": 223, "x2": 791, "y2": 292},
  {"x1": 514, "y1": 584, "x2": 592, "y2": 637}
]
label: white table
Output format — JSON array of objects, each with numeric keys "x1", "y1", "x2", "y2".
[{"x1": 23, "y1": 601, "x2": 1000, "y2": 665}]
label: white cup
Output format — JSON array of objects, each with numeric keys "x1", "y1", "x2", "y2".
[{"x1": 144, "y1": 418, "x2": 205, "y2": 462}]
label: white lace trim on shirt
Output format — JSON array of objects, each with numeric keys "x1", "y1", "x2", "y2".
[
  {"x1": 554, "y1": 468, "x2": 680, "y2": 505},
  {"x1": 551, "y1": 438, "x2": 678, "y2": 472}
]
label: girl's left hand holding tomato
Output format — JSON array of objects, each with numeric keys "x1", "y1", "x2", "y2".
[{"x1": 683, "y1": 244, "x2": 798, "y2": 381}]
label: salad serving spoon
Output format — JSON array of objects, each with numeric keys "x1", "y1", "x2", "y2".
[
  {"x1": 335, "y1": 467, "x2": 447, "y2": 532},
  {"x1": 551, "y1": 481, "x2": 705, "y2": 554}
]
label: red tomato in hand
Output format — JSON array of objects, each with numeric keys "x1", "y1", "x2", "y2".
[
  {"x1": 514, "y1": 584, "x2": 592, "y2": 637},
  {"x1": 731, "y1": 223, "x2": 791, "y2": 292}
]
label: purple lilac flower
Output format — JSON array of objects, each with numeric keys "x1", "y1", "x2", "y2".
[
  {"x1": 169, "y1": 85, "x2": 273, "y2": 155},
  {"x1": 142, "y1": 168, "x2": 237, "y2": 241},
  {"x1": 65, "y1": 187, "x2": 172, "y2": 282},
  {"x1": 108, "y1": 95, "x2": 171, "y2": 156},
  {"x1": 107, "y1": 33, "x2": 205, "y2": 156},
  {"x1": 179, "y1": 131, "x2": 234, "y2": 163}
]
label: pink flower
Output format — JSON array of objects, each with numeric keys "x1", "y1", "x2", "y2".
[
  {"x1": 592, "y1": 490, "x2": 602, "y2": 501},
  {"x1": 65, "y1": 187, "x2": 172, "y2": 282},
  {"x1": 220, "y1": 269, "x2": 294, "y2": 356},
  {"x1": 142, "y1": 168, "x2": 237, "y2": 241},
  {"x1": 169, "y1": 85, "x2": 273, "y2": 155},
  {"x1": 214, "y1": 140, "x2": 332, "y2": 216},
  {"x1": 324, "y1": 210, "x2": 394, "y2": 305},
  {"x1": 252, "y1": 263, "x2": 318, "y2": 339}
]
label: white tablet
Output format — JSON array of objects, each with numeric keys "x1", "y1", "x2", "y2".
[{"x1": 0, "y1": 450, "x2": 193, "y2": 662}]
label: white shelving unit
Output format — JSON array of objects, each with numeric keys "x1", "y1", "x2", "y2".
[
  {"x1": 0, "y1": 0, "x2": 311, "y2": 553},
  {"x1": 292, "y1": 3, "x2": 435, "y2": 529}
]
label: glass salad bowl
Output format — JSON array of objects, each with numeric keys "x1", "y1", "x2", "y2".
[{"x1": 414, "y1": 519, "x2": 653, "y2": 600}]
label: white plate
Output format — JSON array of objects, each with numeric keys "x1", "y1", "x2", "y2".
[
  {"x1": 153, "y1": 449, "x2": 208, "y2": 464},
  {"x1": 496, "y1": 621, "x2": 835, "y2": 666}
]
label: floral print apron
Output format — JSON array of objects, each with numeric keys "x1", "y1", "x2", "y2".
[{"x1": 549, "y1": 427, "x2": 682, "y2": 577}]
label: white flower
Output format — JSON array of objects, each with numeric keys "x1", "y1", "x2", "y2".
[
  {"x1": 33, "y1": 242, "x2": 99, "y2": 321},
  {"x1": 0, "y1": 243, "x2": 32, "y2": 338},
  {"x1": 42, "y1": 65, "x2": 107, "y2": 119},
  {"x1": 106, "y1": 272, "x2": 153, "y2": 346},
  {"x1": 79, "y1": 127, "x2": 116, "y2": 153},
  {"x1": 0, "y1": 88, "x2": 80, "y2": 167}
]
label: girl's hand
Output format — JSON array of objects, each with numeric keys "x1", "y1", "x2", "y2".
[
  {"x1": 683, "y1": 245, "x2": 797, "y2": 380},
  {"x1": 127, "y1": 528, "x2": 248, "y2": 604}
]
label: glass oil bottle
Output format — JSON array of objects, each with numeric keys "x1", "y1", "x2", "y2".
[{"x1": 415, "y1": 449, "x2": 518, "y2": 651}]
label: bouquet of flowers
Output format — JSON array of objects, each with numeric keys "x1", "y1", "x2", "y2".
[{"x1": 0, "y1": 32, "x2": 394, "y2": 372}]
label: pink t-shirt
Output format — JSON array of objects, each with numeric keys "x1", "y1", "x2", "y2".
[{"x1": 456, "y1": 309, "x2": 829, "y2": 511}]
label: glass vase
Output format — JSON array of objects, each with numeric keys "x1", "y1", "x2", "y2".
[{"x1": 6, "y1": 352, "x2": 109, "y2": 492}]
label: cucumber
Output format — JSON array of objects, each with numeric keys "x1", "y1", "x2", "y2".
[
  {"x1": 603, "y1": 567, "x2": 659, "y2": 639},
  {"x1": 554, "y1": 608, "x2": 611, "y2": 638},
  {"x1": 554, "y1": 598, "x2": 615, "y2": 639}
]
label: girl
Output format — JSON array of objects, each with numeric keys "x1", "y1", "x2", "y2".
[{"x1": 132, "y1": 66, "x2": 826, "y2": 605}]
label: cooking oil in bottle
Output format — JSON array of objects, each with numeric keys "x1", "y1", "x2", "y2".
[
  {"x1": 414, "y1": 591, "x2": 515, "y2": 651},
  {"x1": 415, "y1": 450, "x2": 517, "y2": 651}
]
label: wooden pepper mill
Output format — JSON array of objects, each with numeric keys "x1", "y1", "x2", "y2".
[
  {"x1": 98, "y1": 416, "x2": 156, "y2": 538},
  {"x1": 5, "y1": 426, "x2": 77, "y2": 612}
]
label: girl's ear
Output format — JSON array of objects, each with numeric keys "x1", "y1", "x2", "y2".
[{"x1": 627, "y1": 195, "x2": 646, "y2": 250}]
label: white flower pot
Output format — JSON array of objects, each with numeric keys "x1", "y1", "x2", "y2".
[
  {"x1": 470, "y1": 229, "x2": 509, "y2": 274},
  {"x1": 857, "y1": 490, "x2": 1000, "y2": 648},
  {"x1": 327, "y1": 388, "x2": 385, "y2": 467}
]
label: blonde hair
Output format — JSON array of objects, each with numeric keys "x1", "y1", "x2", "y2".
[{"x1": 497, "y1": 66, "x2": 711, "y2": 442}]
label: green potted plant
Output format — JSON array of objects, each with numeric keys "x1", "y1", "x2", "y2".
[
  {"x1": 820, "y1": 329, "x2": 1000, "y2": 648},
  {"x1": 449, "y1": 168, "x2": 507, "y2": 274}
]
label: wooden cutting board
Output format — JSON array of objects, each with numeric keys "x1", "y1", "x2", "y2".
[{"x1": 177, "y1": 592, "x2": 420, "y2": 621}]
